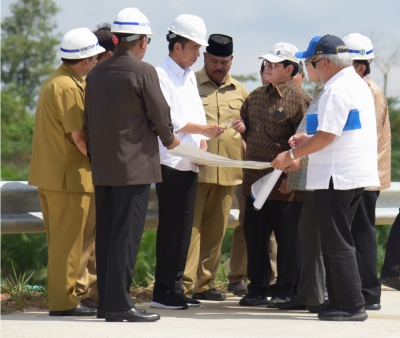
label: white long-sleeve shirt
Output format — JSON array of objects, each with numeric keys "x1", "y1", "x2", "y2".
[{"x1": 156, "y1": 56, "x2": 207, "y2": 172}]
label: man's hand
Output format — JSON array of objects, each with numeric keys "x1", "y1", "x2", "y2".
[
  {"x1": 166, "y1": 135, "x2": 180, "y2": 150},
  {"x1": 283, "y1": 158, "x2": 302, "y2": 174},
  {"x1": 271, "y1": 151, "x2": 293, "y2": 171},
  {"x1": 278, "y1": 178, "x2": 291, "y2": 194},
  {"x1": 201, "y1": 124, "x2": 226, "y2": 138},
  {"x1": 232, "y1": 116, "x2": 246, "y2": 133},
  {"x1": 289, "y1": 133, "x2": 310, "y2": 148}
]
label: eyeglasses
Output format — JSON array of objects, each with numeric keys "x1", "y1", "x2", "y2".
[
  {"x1": 311, "y1": 57, "x2": 324, "y2": 69},
  {"x1": 262, "y1": 59, "x2": 281, "y2": 69},
  {"x1": 144, "y1": 37, "x2": 151, "y2": 44}
]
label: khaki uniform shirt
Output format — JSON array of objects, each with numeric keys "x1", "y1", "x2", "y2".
[
  {"x1": 29, "y1": 63, "x2": 93, "y2": 193},
  {"x1": 241, "y1": 80, "x2": 311, "y2": 201},
  {"x1": 196, "y1": 68, "x2": 249, "y2": 186},
  {"x1": 364, "y1": 76, "x2": 391, "y2": 191}
]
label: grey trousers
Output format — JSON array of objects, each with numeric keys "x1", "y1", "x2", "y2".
[{"x1": 296, "y1": 191, "x2": 326, "y2": 307}]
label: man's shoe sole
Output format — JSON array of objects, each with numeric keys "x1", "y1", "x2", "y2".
[
  {"x1": 239, "y1": 299, "x2": 268, "y2": 306},
  {"x1": 192, "y1": 294, "x2": 226, "y2": 301},
  {"x1": 379, "y1": 277, "x2": 400, "y2": 291},
  {"x1": 318, "y1": 312, "x2": 368, "y2": 321},
  {"x1": 105, "y1": 315, "x2": 160, "y2": 322},
  {"x1": 187, "y1": 303, "x2": 200, "y2": 307},
  {"x1": 150, "y1": 301, "x2": 188, "y2": 310}
]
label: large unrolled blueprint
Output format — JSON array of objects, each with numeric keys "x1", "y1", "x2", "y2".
[
  {"x1": 251, "y1": 169, "x2": 283, "y2": 210},
  {"x1": 169, "y1": 143, "x2": 271, "y2": 169}
]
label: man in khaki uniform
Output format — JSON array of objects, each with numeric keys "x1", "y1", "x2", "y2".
[
  {"x1": 182, "y1": 34, "x2": 249, "y2": 301},
  {"x1": 28, "y1": 28, "x2": 104, "y2": 316},
  {"x1": 75, "y1": 23, "x2": 117, "y2": 308}
]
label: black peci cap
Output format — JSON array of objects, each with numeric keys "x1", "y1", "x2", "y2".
[{"x1": 206, "y1": 34, "x2": 233, "y2": 57}]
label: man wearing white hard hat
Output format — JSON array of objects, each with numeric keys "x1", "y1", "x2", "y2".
[
  {"x1": 85, "y1": 8, "x2": 179, "y2": 322},
  {"x1": 151, "y1": 14, "x2": 226, "y2": 310},
  {"x1": 29, "y1": 27, "x2": 105, "y2": 316},
  {"x1": 232, "y1": 43, "x2": 310, "y2": 308},
  {"x1": 344, "y1": 33, "x2": 391, "y2": 311}
]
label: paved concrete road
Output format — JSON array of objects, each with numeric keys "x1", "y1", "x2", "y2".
[{"x1": 2, "y1": 291, "x2": 399, "y2": 338}]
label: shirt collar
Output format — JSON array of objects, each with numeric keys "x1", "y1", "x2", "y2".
[
  {"x1": 266, "y1": 79, "x2": 296, "y2": 98},
  {"x1": 166, "y1": 55, "x2": 191, "y2": 78},
  {"x1": 60, "y1": 63, "x2": 84, "y2": 84},
  {"x1": 113, "y1": 46, "x2": 140, "y2": 60},
  {"x1": 197, "y1": 67, "x2": 235, "y2": 88},
  {"x1": 325, "y1": 66, "x2": 355, "y2": 88}
]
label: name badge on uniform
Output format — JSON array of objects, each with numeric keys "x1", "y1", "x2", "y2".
[{"x1": 306, "y1": 109, "x2": 362, "y2": 135}]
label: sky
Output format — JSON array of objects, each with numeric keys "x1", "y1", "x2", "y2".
[{"x1": 2, "y1": 0, "x2": 400, "y2": 96}]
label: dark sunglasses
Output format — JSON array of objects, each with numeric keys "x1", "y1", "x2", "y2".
[{"x1": 311, "y1": 57, "x2": 324, "y2": 69}]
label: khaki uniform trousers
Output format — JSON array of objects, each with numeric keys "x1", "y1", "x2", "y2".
[
  {"x1": 182, "y1": 183, "x2": 235, "y2": 293},
  {"x1": 38, "y1": 188, "x2": 95, "y2": 311},
  {"x1": 75, "y1": 196, "x2": 98, "y2": 302},
  {"x1": 228, "y1": 185, "x2": 277, "y2": 285}
]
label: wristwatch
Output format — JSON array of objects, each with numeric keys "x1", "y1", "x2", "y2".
[{"x1": 289, "y1": 149, "x2": 297, "y2": 160}]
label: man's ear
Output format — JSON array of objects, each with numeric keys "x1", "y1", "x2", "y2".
[{"x1": 106, "y1": 51, "x2": 113, "y2": 59}]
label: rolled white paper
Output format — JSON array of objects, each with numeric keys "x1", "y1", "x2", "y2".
[{"x1": 252, "y1": 169, "x2": 283, "y2": 210}]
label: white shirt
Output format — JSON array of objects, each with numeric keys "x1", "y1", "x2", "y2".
[
  {"x1": 156, "y1": 56, "x2": 207, "y2": 172},
  {"x1": 306, "y1": 66, "x2": 380, "y2": 190}
]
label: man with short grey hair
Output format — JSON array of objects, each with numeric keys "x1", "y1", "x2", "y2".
[{"x1": 272, "y1": 35, "x2": 380, "y2": 321}]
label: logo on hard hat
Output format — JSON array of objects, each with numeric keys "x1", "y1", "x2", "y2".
[
  {"x1": 80, "y1": 43, "x2": 96, "y2": 52},
  {"x1": 360, "y1": 49, "x2": 366, "y2": 55},
  {"x1": 277, "y1": 51, "x2": 281, "y2": 55}
]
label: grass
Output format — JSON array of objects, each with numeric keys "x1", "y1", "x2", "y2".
[{"x1": 1, "y1": 263, "x2": 48, "y2": 314}]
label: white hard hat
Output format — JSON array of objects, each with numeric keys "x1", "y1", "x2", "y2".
[
  {"x1": 343, "y1": 33, "x2": 375, "y2": 61},
  {"x1": 167, "y1": 14, "x2": 208, "y2": 46},
  {"x1": 259, "y1": 42, "x2": 299, "y2": 64},
  {"x1": 60, "y1": 28, "x2": 105, "y2": 60},
  {"x1": 111, "y1": 8, "x2": 153, "y2": 36}
]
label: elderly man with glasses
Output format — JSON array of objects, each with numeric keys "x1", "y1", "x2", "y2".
[
  {"x1": 272, "y1": 35, "x2": 380, "y2": 321},
  {"x1": 232, "y1": 43, "x2": 310, "y2": 308}
]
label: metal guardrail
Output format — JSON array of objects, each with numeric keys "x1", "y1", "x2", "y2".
[{"x1": 1, "y1": 181, "x2": 399, "y2": 234}]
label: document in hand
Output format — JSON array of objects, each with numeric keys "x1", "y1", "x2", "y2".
[
  {"x1": 251, "y1": 169, "x2": 283, "y2": 210},
  {"x1": 168, "y1": 142, "x2": 271, "y2": 169}
]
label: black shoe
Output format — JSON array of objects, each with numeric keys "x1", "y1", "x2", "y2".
[
  {"x1": 267, "y1": 295, "x2": 290, "y2": 308},
  {"x1": 318, "y1": 306, "x2": 368, "y2": 321},
  {"x1": 49, "y1": 303, "x2": 97, "y2": 316},
  {"x1": 176, "y1": 293, "x2": 201, "y2": 307},
  {"x1": 150, "y1": 291, "x2": 188, "y2": 310},
  {"x1": 365, "y1": 303, "x2": 381, "y2": 311},
  {"x1": 106, "y1": 308, "x2": 160, "y2": 322},
  {"x1": 307, "y1": 302, "x2": 328, "y2": 313},
  {"x1": 276, "y1": 298, "x2": 306, "y2": 310},
  {"x1": 97, "y1": 308, "x2": 147, "y2": 319},
  {"x1": 192, "y1": 289, "x2": 226, "y2": 301},
  {"x1": 379, "y1": 276, "x2": 400, "y2": 291},
  {"x1": 239, "y1": 294, "x2": 268, "y2": 306},
  {"x1": 227, "y1": 281, "x2": 248, "y2": 296}
]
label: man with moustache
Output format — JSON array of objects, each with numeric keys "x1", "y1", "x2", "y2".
[{"x1": 181, "y1": 34, "x2": 248, "y2": 301}]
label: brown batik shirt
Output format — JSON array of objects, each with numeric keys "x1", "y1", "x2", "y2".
[{"x1": 241, "y1": 79, "x2": 311, "y2": 201}]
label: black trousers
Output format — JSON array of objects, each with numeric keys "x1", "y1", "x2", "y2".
[
  {"x1": 351, "y1": 190, "x2": 381, "y2": 304},
  {"x1": 243, "y1": 197, "x2": 302, "y2": 297},
  {"x1": 381, "y1": 209, "x2": 400, "y2": 278},
  {"x1": 95, "y1": 184, "x2": 150, "y2": 312},
  {"x1": 154, "y1": 165, "x2": 198, "y2": 296},
  {"x1": 314, "y1": 179, "x2": 364, "y2": 309},
  {"x1": 296, "y1": 191, "x2": 326, "y2": 307}
]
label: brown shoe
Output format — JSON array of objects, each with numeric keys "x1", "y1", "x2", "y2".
[{"x1": 81, "y1": 297, "x2": 98, "y2": 308}]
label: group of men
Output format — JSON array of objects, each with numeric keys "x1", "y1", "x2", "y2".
[{"x1": 28, "y1": 6, "x2": 398, "y2": 324}]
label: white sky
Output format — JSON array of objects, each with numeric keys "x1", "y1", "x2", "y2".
[{"x1": 2, "y1": 0, "x2": 400, "y2": 96}]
